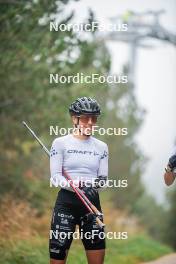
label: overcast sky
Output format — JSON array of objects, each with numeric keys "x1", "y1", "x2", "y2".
[{"x1": 67, "y1": 0, "x2": 176, "y2": 203}]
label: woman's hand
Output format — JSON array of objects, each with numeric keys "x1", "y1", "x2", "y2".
[{"x1": 82, "y1": 186, "x2": 98, "y2": 201}]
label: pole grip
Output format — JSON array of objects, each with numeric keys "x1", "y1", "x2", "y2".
[{"x1": 96, "y1": 217, "x2": 105, "y2": 228}]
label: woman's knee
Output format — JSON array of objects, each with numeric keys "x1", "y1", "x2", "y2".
[{"x1": 50, "y1": 258, "x2": 65, "y2": 264}]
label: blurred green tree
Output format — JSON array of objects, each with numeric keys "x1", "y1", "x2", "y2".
[
  {"x1": 0, "y1": 0, "x2": 110, "y2": 201},
  {"x1": 164, "y1": 188, "x2": 176, "y2": 249}
]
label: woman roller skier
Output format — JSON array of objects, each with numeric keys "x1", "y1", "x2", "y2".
[{"x1": 49, "y1": 97, "x2": 109, "y2": 264}]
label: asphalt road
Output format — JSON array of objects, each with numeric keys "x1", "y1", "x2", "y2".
[{"x1": 142, "y1": 254, "x2": 176, "y2": 264}]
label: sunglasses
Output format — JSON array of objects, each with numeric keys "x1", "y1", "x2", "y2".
[{"x1": 78, "y1": 115, "x2": 98, "y2": 123}]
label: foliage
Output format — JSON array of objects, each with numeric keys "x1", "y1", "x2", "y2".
[
  {"x1": 0, "y1": 235, "x2": 172, "y2": 264},
  {"x1": 164, "y1": 188, "x2": 176, "y2": 249}
]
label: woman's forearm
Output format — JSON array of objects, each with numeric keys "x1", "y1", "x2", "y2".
[{"x1": 164, "y1": 171, "x2": 176, "y2": 186}]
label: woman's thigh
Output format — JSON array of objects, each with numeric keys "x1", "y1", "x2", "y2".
[
  {"x1": 49, "y1": 204, "x2": 76, "y2": 261},
  {"x1": 79, "y1": 212, "x2": 106, "y2": 251}
]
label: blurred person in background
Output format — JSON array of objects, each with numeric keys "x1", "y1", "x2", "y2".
[{"x1": 164, "y1": 151, "x2": 176, "y2": 186}]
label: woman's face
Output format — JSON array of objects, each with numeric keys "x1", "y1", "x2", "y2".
[{"x1": 72, "y1": 115, "x2": 98, "y2": 135}]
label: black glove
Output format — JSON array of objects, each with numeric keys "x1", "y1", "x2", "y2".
[
  {"x1": 168, "y1": 155, "x2": 176, "y2": 170},
  {"x1": 82, "y1": 186, "x2": 98, "y2": 201},
  {"x1": 94, "y1": 176, "x2": 107, "y2": 189}
]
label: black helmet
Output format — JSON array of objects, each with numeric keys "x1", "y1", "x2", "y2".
[{"x1": 69, "y1": 97, "x2": 101, "y2": 116}]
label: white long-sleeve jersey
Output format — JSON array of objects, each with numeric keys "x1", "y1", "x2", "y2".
[{"x1": 50, "y1": 134, "x2": 108, "y2": 191}]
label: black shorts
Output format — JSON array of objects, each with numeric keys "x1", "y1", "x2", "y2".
[{"x1": 49, "y1": 189, "x2": 106, "y2": 260}]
